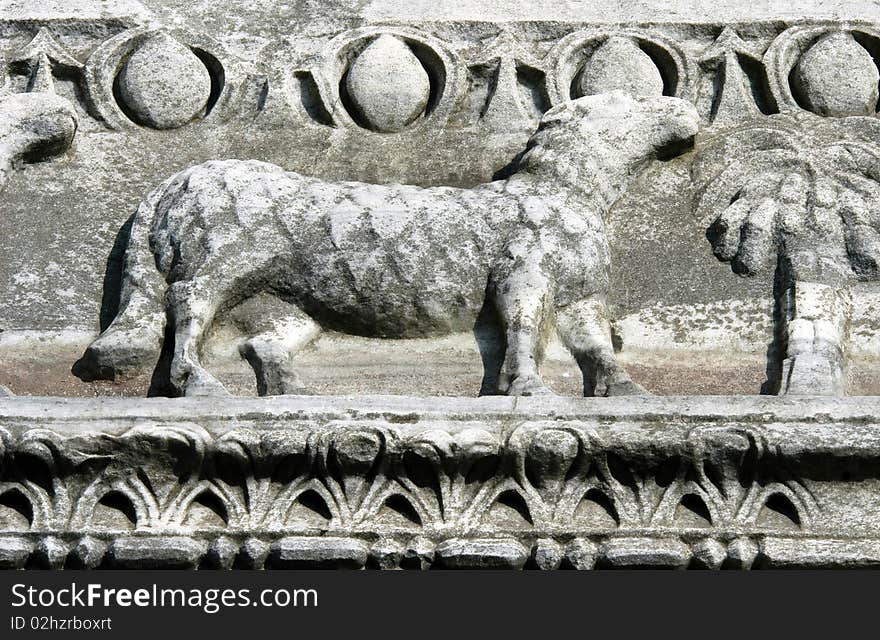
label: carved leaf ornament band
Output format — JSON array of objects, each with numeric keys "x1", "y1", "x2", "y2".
[{"x1": 0, "y1": 397, "x2": 855, "y2": 569}]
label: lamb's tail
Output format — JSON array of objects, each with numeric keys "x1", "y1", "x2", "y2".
[{"x1": 73, "y1": 173, "x2": 184, "y2": 382}]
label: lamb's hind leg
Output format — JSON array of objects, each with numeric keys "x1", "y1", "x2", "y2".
[
  {"x1": 236, "y1": 300, "x2": 320, "y2": 396},
  {"x1": 75, "y1": 240, "x2": 166, "y2": 381},
  {"x1": 166, "y1": 277, "x2": 232, "y2": 397},
  {"x1": 557, "y1": 298, "x2": 647, "y2": 396}
]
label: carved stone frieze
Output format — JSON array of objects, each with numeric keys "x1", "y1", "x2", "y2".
[{"x1": 5, "y1": 0, "x2": 880, "y2": 570}]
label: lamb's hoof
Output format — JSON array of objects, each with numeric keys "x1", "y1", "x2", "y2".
[
  {"x1": 240, "y1": 340, "x2": 304, "y2": 396},
  {"x1": 73, "y1": 331, "x2": 160, "y2": 382},
  {"x1": 259, "y1": 375, "x2": 308, "y2": 397},
  {"x1": 504, "y1": 375, "x2": 554, "y2": 396},
  {"x1": 178, "y1": 369, "x2": 230, "y2": 397},
  {"x1": 604, "y1": 379, "x2": 649, "y2": 396}
]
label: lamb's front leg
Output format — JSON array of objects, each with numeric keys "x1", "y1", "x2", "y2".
[
  {"x1": 239, "y1": 307, "x2": 321, "y2": 396},
  {"x1": 556, "y1": 297, "x2": 647, "y2": 396},
  {"x1": 492, "y1": 262, "x2": 554, "y2": 396}
]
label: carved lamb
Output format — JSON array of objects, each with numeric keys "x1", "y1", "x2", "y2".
[{"x1": 75, "y1": 91, "x2": 699, "y2": 397}]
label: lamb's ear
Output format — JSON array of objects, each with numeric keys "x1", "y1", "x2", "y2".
[
  {"x1": 537, "y1": 101, "x2": 576, "y2": 129},
  {"x1": 539, "y1": 90, "x2": 640, "y2": 130}
]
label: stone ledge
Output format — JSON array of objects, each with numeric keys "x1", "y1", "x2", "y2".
[
  {"x1": 4, "y1": 533, "x2": 880, "y2": 570},
  {"x1": 3, "y1": 393, "x2": 879, "y2": 422}
]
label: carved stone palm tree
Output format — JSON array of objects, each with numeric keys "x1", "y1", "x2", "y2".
[{"x1": 695, "y1": 112, "x2": 880, "y2": 394}]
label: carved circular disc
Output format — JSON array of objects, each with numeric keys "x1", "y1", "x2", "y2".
[
  {"x1": 576, "y1": 36, "x2": 664, "y2": 98},
  {"x1": 344, "y1": 34, "x2": 431, "y2": 133},
  {"x1": 792, "y1": 31, "x2": 879, "y2": 117},
  {"x1": 116, "y1": 32, "x2": 212, "y2": 130}
]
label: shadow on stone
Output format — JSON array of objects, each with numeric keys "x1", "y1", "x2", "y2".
[{"x1": 473, "y1": 296, "x2": 505, "y2": 396}]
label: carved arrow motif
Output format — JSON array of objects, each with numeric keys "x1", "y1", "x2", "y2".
[
  {"x1": 699, "y1": 27, "x2": 763, "y2": 125},
  {"x1": 472, "y1": 30, "x2": 546, "y2": 125},
  {"x1": 11, "y1": 28, "x2": 84, "y2": 93}
]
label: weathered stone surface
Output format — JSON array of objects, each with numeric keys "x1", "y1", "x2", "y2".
[
  {"x1": 599, "y1": 538, "x2": 691, "y2": 569},
  {"x1": 0, "y1": 0, "x2": 151, "y2": 24},
  {"x1": 759, "y1": 538, "x2": 880, "y2": 568},
  {"x1": 531, "y1": 538, "x2": 563, "y2": 570},
  {"x1": 691, "y1": 538, "x2": 727, "y2": 569},
  {"x1": 207, "y1": 536, "x2": 239, "y2": 569},
  {"x1": 403, "y1": 537, "x2": 435, "y2": 570},
  {"x1": 108, "y1": 536, "x2": 208, "y2": 568},
  {"x1": 435, "y1": 539, "x2": 529, "y2": 569},
  {"x1": 268, "y1": 537, "x2": 369, "y2": 569},
  {"x1": 238, "y1": 537, "x2": 270, "y2": 569},
  {"x1": 694, "y1": 109, "x2": 880, "y2": 395},
  {"x1": 33, "y1": 536, "x2": 69, "y2": 569},
  {"x1": 75, "y1": 91, "x2": 698, "y2": 398},
  {"x1": 370, "y1": 538, "x2": 406, "y2": 569},
  {"x1": 0, "y1": 536, "x2": 33, "y2": 569},
  {"x1": 5, "y1": 3, "x2": 880, "y2": 398},
  {"x1": 725, "y1": 537, "x2": 759, "y2": 570},
  {"x1": 6, "y1": 0, "x2": 880, "y2": 572},
  {"x1": 72, "y1": 536, "x2": 108, "y2": 569},
  {"x1": 12, "y1": 28, "x2": 85, "y2": 94},
  {"x1": 0, "y1": 92, "x2": 77, "y2": 190},
  {"x1": 564, "y1": 539, "x2": 598, "y2": 570},
  {"x1": 698, "y1": 28, "x2": 763, "y2": 125}
]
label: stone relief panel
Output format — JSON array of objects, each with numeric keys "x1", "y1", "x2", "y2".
[
  {"x1": 694, "y1": 26, "x2": 880, "y2": 396},
  {"x1": 1, "y1": 2, "x2": 880, "y2": 398}
]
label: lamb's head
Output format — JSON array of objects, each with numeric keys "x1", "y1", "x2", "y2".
[{"x1": 518, "y1": 90, "x2": 699, "y2": 200}]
